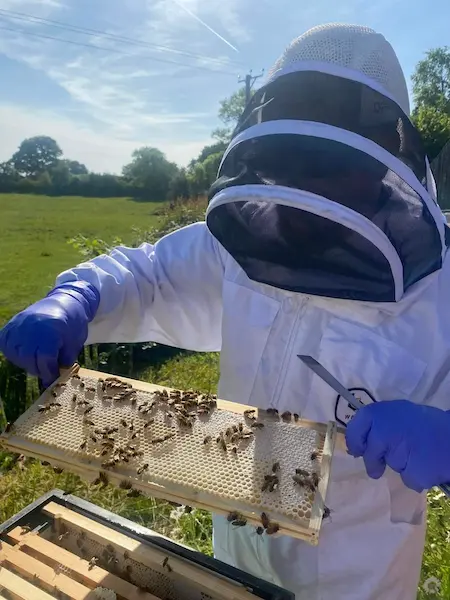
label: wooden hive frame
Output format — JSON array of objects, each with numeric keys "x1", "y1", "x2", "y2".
[
  {"x1": 0, "y1": 499, "x2": 269, "y2": 600},
  {"x1": 0, "y1": 366, "x2": 338, "y2": 545}
]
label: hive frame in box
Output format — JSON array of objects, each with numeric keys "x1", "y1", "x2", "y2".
[
  {"x1": 0, "y1": 489, "x2": 295, "y2": 600},
  {"x1": 0, "y1": 366, "x2": 337, "y2": 545}
]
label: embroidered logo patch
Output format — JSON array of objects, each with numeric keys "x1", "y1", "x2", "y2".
[{"x1": 334, "y1": 388, "x2": 376, "y2": 427}]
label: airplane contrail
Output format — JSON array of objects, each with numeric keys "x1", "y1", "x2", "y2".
[{"x1": 171, "y1": 0, "x2": 239, "y2": 53}]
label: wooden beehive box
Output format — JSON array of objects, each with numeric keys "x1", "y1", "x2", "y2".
[
  {"x1": 0, "y1": 490, "x2": 295, "y2": 600},
  {"x1": 0, "y1": 366, "x2": 337, "y2": 544}
]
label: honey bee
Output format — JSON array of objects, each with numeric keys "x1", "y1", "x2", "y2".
[
  {"x1": 79, "y1": 381, "x2": 85, "y2": 389},
  {"x1": 255, "y1": 526, "x2": 264, "y2": 535},
  {"x1": 79, "y1": 440, "x2": 87, "y2": 451},
  {"x1": 311, "y1": 451, "x2": 319, "y2": 461},
  {"x1": 51, "y1": 390, "x2": 58, "y2": 398},
  {"x1": 143, "y1": 419, "x2": 155, "y2": 429},
  {"x1": 272, "y1": 462, "x2": 280, "y2": 473},
  {"x1": 20, "y1": 525, "x2": 32, "y2": 534},
  {"x1": 162, "y1": 557, "x2": 172, "y2": 572},
  {"x1": 163, "y1": 433, "x2": 175, "y2": 441},
  {"x1": 72, "y1": 394, "x2": 77, "y2": 403},
  {"x1": 131, "y1": 431, "x2": 140, "y2": 440},
  {"x1": 128, "y1": 421, "x2": 134, "y2": 432},
  {"x1": 137, "y1": 463, "x2": 149, "y2": 475},
  {"x1": 295, "y1": 468, "x2": 310, "y2": 477},
  {"x1": 266, "y1": 522, "x2": 280, "y2": 535},
  {"x1": 225, "y1": 427, "x2": 233, "y2": 438},
  {"x1": 232, "y1": 518, "x2": 247, "y2": 527},
  {"x1": 72, "y1": 373, "x2": 81, "y2": 380},
  {"x1": 266, "y1": 408, "x2": 279, "y2": 417},
  {"x1": 103, "y1": 395, "x2": 113, "y2": 401},
  {"x1": 281, "y1": 411, "x2": 292, "y2": 422},
  {"x1": 251, "y1": 422, "x2": 264, "y2": 429},
  {"x1": 232, "y1": 425, "x2": 239, "y2": 433},
  {"x1": 127, "y1": 489, "x2": 141, "y2": 498},
  {"x1": 125, "y1": 564, "x2": 133, "y2": 574},
  {"x1": 101, "y1": 459, "x2": 116, "y2": 469},
  {"x1": 231, "y1": 447, "x2": 238, "y2": 455},
  {"x1": 88, "y1": 557, "x2": 99, "y2": 570},
  {"x1": 119, "y1": 479, "x2": 132, "y2": 490},
  {"x1": 323, "y1": 506, "x2": 332, "y2": 520},
  {"x1": 38, "y1": 404, "x2": 52, "y2": 413},
  {"x1": 218, "y1": 436, "x2": 227, "y2": 452},
  {"x1": 261, "y1": 512, "x2": 270, "y2": 528},
  {"x1": 151, "y1": 436, "x2": 167, "y2": 445},
  {"x1": 4, "y1": 422, "x2": 13, "y2": 433},
  {"x1": 244, "y1": 409, "x2": 256, "y2": 418},
  {"x1": 238, "y1": 422, "x2": 244, "y2": 432},
  {"x1": 311, "y1": 472, "x2": 320, "y2": 488},
  {"x1": 101, "y1": 448, "x2": 111, "y2": 456},
  {"x1": 84, "y1": 406, "x2": 94, "y2": 415},
  {"x1": 86, "y1": 386, "x2": 96, "y2": 393},
  {"x1": 53, "y1": 467, "x2": 63, "y2": 474},
  {"x1": 227, "y1": 511, "x2": 240, "y2": 522},
  {"x1": 85, "y1": 420, "x2": 95, "y2": 428},
  {"x1": 293, "y1": 413, "x2": 300, "y2": 422},
  {"x1": 120, "y1": 419, "x2": 128, "y2": 427},
  {"x1": 123, "y1": 551, "x2": 130, "y2": 560},
  {"x1": 203, "y1": 435, "x2": 212, "y2": 445}
]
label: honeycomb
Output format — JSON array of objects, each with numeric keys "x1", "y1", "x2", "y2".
[{"x1": 2, "y1": 369, "x2": 335, "y2": 541}]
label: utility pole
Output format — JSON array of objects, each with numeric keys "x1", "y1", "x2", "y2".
[{"x1": 238, "y1": 69, "x2": 264, "y2": 103}]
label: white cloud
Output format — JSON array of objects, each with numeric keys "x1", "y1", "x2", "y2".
[
  {"x1": 0, "y1": 0, "x2": 253, "y2": 173},
  {"x1": 0, "y1": 104, "x2": 211, "y2": 172}
]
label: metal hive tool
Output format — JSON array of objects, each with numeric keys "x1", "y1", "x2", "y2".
[{"x1": 0, "y1": 366, "x2": 337, "y2": 544}]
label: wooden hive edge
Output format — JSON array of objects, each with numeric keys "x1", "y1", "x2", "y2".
[
  {"x1": 42, "y1": 502, "x2": 257, "y2": 600},
  {"x1": 7, "y1": 527, "x2": 160, "y2": 600}
]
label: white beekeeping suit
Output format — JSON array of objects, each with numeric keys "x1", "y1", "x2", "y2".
[{"x1": 55, "y1": 24, "x2": 450, "y2": 600}]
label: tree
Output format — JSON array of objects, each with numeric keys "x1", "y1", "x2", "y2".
[
  {"x1": 63, "y1": 159, "x2": 88, "y2": 175},
  {"x1": 168, "y1": 168, "x2": 190, "y2": 201},
  {"x1": 11, "y1": 136, "x2": 62, "y2": 177},
  {"x1": 412, "y1": 48, "x2": 450, "y2": 112},
  {"x1": 412, "y1": 47, "x2": 450, "y2": 159},
  {"x1": 212, "y1": 87, "x2": 248, "y2": 143},
  {"x1": 189, "y1": 141, "x2": 227, "y2": 168},
  {"x1": 123, "y1": 147, "x2": 178, "y2": 201},
  {"x1": 412, "y1": 105, "x2": 450, "y2": 160}
]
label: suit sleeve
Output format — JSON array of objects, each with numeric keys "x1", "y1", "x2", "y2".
[{"x1": 55, "y1": 222, "x2": 225, "y2": 351}]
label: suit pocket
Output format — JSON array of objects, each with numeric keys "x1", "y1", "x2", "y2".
[{"x1": 219, "y1": 281, "x2": 280, "y2": 403}]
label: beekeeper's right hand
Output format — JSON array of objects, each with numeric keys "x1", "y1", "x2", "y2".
[{"x1": 0, "y1": 281, "x2": 99, "y2": 387}]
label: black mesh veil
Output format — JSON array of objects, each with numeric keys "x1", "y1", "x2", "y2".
[{"x1": 206, "y1": 71, "x2": 445, "y2": 302}]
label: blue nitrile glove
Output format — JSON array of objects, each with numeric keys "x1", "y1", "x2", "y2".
[
  {"x1": 346, "y1": 400, "x2": 450, "y2": 493},
  {"x1": 0, "y1": 281, "x2": 99, "y2": 387}
]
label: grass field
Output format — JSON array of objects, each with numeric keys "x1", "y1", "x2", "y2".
[
  {"x1": 0, "y1": 194, "x2": 163, "y2": 324},
  {"x1": 0, "y1": 193, "x2": 449, "y2": 597}
]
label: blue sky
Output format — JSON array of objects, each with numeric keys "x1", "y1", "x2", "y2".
[{"x1": 0, "y1": 0, "x2": 449, "y2": 173}]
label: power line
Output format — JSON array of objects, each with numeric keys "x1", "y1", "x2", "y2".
[
  {"x1": 0, "y1": 7, "x2": 246, "y2": 70},
  {"x1": 0, "y1": 23, "x2": 240, "y2": 76}
]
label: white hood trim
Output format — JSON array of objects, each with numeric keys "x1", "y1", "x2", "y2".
[
  {"x1": 219, "y1": 119, "x2": 446, "y2": 258},
  {"x1": 207, "y1": 183, "x2": 405, "y2": 302}
]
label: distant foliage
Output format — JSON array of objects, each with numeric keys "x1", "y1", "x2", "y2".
[
  {"x1": 12, "y1": 136, "x2": 62, "y2": 177},
  {"x1": 412, "y1": 47, "x2": 450, "y2": 160}
]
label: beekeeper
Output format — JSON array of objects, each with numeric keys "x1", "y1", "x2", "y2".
[{"x1": 1, "y1": 23, "x2": 449, "y2": 600}]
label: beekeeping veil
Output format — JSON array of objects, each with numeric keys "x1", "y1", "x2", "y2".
[{"x1": 206, "y1": 24, "x2": 447, "y2": 302}]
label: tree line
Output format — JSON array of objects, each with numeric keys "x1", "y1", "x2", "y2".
[
  {"x1": 0, "y1": 51, "x2": 449, "y2": 202},
  {"x1": 0, "y1": 89, "x2": 244, "y2": 201}
]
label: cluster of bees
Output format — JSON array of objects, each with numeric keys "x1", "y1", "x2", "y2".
[
  {"x1": 204, "y1": 412, "x2": 265, "y2": 455},
  {"x1": 227, "y1": 510, "x2": 280, "y2": 535},
  {"x1": 259, "y1": 447, "x2": 321, "y2": 496},
  {"x1": 265, "y1": 408, "x2": 300, "y2": 423}
]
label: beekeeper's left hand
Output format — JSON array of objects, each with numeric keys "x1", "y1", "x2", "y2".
[{"x1": 346, "y1": 400, "x2": 450, "y2": 493}]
